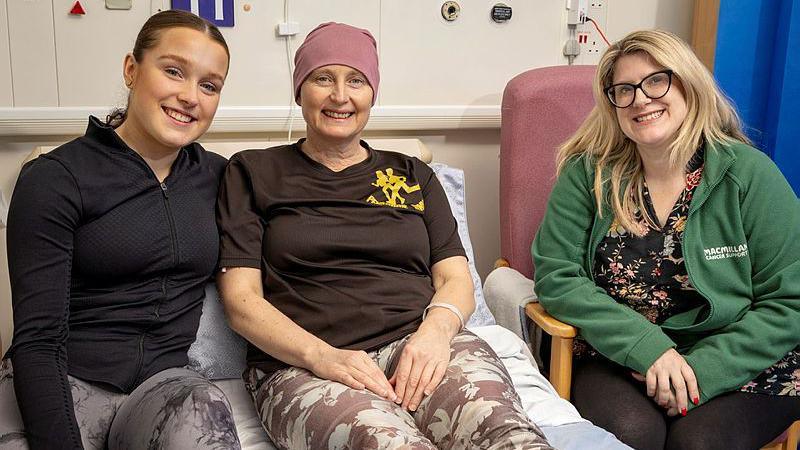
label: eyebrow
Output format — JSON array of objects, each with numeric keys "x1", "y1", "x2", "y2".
[
  {"x1": 612, "y1": 69, "x2": 668, "y2": 85},
  {"x1": 310, "y1": 67, "x2": 363, "y2": 77},
  {"x1": 158, "y1": 54, "x2": 225, "y2": 82},
  {"x1": 309, "y1": 68, "x2": 333, "y2": 76}
]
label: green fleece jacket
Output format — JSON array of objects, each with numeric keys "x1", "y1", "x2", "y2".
[{"x1": 532, "y1": 140, "x2": 800, "y2": 405}]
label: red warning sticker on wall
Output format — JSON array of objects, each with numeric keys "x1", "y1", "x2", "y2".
[{"x1": 70, "y1": 1, "x2": 86, "y2": 15}]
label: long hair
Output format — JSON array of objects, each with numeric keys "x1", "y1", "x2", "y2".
[
  {"x1": 107, "y1": 10, "x2": 230, "y2": 127},
  {"x1": 557, "y1": 29, "x2": 749, "y2": 234}
]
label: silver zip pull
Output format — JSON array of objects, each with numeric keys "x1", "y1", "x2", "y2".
[{"x1": 160, "y1": 181, "x2": 168, "y2": 197}]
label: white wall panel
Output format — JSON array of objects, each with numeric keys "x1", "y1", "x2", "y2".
[
  {"x1": 53, "y1": 0, "x2": 151, "y2": 107},
  {"x1": 2, "y1": 0, "x2": 694, "y2": 111},
  {"x1": 214, "y1": 2, "x2": 285, "y2": 107},
  {"x1": 608, "y1": 0, "x2": 693, "y2": 42},
  {"x1": 380, "y1": 0, "x2": 564, "y2": 106},
  {"x1": 7, "y1": 0, "x2": 58, "y2": 106},
  {"x1": 0, "y1": 0, "x2": 13, "y2": 106}
]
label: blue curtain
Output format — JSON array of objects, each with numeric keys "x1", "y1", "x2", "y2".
[{"x1": 714, "y1": 0, "x2": 799, "y2": 196}]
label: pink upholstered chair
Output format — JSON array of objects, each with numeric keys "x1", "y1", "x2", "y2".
[
  {"x1": 496, "y1": 65, "x2": 799, "y2": 450},
  {"x1": 498, "y1": 65, "x2": 597, "y2": 281},
  {"x1": 496, "y1": 65, "x2": 596, "y2": 400}
]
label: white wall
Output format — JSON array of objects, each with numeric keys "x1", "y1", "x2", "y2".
[
  {"x1": 5, "y1": 0, "x2": 59, "y2": 106},
  {"x1": 0, "y1": 0, "x2": 692, "y2": 110},
  {"x1": 0, "y1": 0, "x2": 694, "y2": 353},
  {"x1": 0, "y1": 0, "x2": 13, "y2": 106}
]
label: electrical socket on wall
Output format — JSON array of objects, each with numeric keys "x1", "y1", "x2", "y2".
[{"x1": 576, "y1": 0, "x2": 608, "y2": 64}]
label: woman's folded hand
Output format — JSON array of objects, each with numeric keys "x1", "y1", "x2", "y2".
[
  {"x1": 308, "y1": 346, "x2": 397, "y2": 402},
  {"x1": 645, "y1": 348, "x2": 700, "y2": 416},
  {"x1": 389, "y1": 321, "x2": 453, "y2": 412}
]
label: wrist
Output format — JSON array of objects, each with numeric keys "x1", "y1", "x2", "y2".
[
  {"x1": 301, "y1": 340, "x2": 330, "y2": 371},
  {"x1": 421, "y1": 307, "x2": 461, "y2": 338}
]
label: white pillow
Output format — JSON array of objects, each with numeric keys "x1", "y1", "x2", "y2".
[
  {"x1": 187, "y1": 284, "x2": 247, "y2": 379},
  {"x1": 430, "y1": 163, "x2": 496, "y2": 327}
]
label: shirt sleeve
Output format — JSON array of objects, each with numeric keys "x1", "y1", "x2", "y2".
[
  {"x1": 6, "y1": 156, "x2": 84, "y2": 449},
  {"x1": 216, "y1": 155, "x2": 264, "y2": 269},
  {"x1": 420, "y1": 165, "x2": 465, "y2": 265},
  {"x1": 532, "y1": 158, "x2": 676, "y2": 375}
]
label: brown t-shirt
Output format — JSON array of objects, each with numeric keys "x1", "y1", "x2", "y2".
[{"x1": 216, "y1": 140, "x2": 465, "y2": 373}]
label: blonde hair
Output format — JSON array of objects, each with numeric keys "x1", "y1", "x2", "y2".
[{"x1": 557, "y1": 29, "x2": 750, "y2": 234}]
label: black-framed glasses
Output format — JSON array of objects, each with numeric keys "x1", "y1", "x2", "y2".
[{"x1": 605, "y1": 70, "x2": 674, "y2": 108}]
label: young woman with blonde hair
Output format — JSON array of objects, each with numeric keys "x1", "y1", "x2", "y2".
[{"x1": 533, "y1": 29, "x2": 800, "y2": 449}]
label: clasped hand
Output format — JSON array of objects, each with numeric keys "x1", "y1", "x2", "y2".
[
  {"x1": 308, "y1": 324, "x2": 452, "y2": 412},
  {"x1": 632, "y1": 348, "x2": 700, "y2": 417}
]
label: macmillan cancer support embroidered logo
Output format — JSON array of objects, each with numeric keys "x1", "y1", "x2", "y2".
[
  {"x1": 703, "y1": 243, "x2": 748, "y2": 260},
  {"x1": 366, "y1": 168, "x2": 424, "y2": 211}
]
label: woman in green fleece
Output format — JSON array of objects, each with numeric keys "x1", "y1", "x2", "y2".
[{"x1": 532, "y1": 30, "x2": 800, "y2": 450}]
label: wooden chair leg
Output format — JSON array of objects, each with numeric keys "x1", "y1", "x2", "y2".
[
  {"x1": 786, "y1": 420, "x2": 799, "y2": 450},
  {"x1": 761, "y1": 420, "x2": 800, "y2": 450},
  {"x1": 760, "y1": 439, "x2": 783, "y2": 450},
  {"x1": 549, "y1": 335, "x2": 573, "y2": 401}
]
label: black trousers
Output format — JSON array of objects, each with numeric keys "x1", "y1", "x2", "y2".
[{"x1": 571, "y1": 359, "x2": 800, "y2": 450}]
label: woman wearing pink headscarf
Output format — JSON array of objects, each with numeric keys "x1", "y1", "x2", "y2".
[{"x1": 215, "y1": 22, "x2": 553, "y2": 449}]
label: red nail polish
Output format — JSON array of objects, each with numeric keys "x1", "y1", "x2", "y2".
[
  {"x1": 692, "y1": 397, "x2": 699, "y2": 405},
  {"x1": 681, "y1": 408, "x2": 687, "y2": 416}
]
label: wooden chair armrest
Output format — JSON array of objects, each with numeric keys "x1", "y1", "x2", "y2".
[
  {"x1": 525, "y1": 302, "x2": 576, "y2": 338},
  {"x1": 525, "y1": 302, "x2": 576, "y2": 400}
]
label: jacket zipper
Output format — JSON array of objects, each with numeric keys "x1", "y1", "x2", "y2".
[
  {"x1": 117, "y1": 147, "x2": 184, "y2": 387},
  {"x1": 133, "y1": 182, "x2": 178, "y2": 386},
  {"x1": 681, "y1": 157, "x2": 736, "y2": 329},
  {"x1": 121, "y1": 147, "x2": 181, "y2": 267},
  {"x1": 160, "y1": 182, "x2": 179, "y2": 267}
]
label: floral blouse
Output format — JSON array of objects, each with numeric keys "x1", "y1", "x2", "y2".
[{"x1": 575, "y1": 152, "x2": 799, "y2": 396}]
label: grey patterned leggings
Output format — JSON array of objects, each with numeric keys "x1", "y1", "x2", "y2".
[
  {"x1": 0, "y1": 360, "x2": 241, "y2": 449},
  {"x1": 246, "y1": 330, "x2": 555, "y2": 449}
]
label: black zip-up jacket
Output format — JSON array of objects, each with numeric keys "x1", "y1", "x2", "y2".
[{"x1": 5, "y1": 117, "x2": 226, "y2": 449}]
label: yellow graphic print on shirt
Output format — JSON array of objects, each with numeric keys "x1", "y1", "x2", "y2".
[{"x1": 366, "y1": 168, "x2": 423, "y2": 210}]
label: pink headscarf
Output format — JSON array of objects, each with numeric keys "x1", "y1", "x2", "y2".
[{"x1": 293, "y1": 22, "x2": 380, "y2": 105}]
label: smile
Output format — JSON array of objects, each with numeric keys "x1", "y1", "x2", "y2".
[
  {"x1": 323, "y1": 110, "x2": 353, "y2": 119},
  {"x1": 163, "y1": 106, "x2": 195, "y2": 124},
  {"x1": 634, "y1": 110, "x2": 664, "y2": 123}
]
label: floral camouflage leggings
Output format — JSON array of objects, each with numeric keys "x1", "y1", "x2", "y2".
[
  {"x1": 245, "y1": 330, "x2": 555, "y2": 449},
  {"x1": 0, "y1": 360, "x2": 240, "y2": 450}
]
